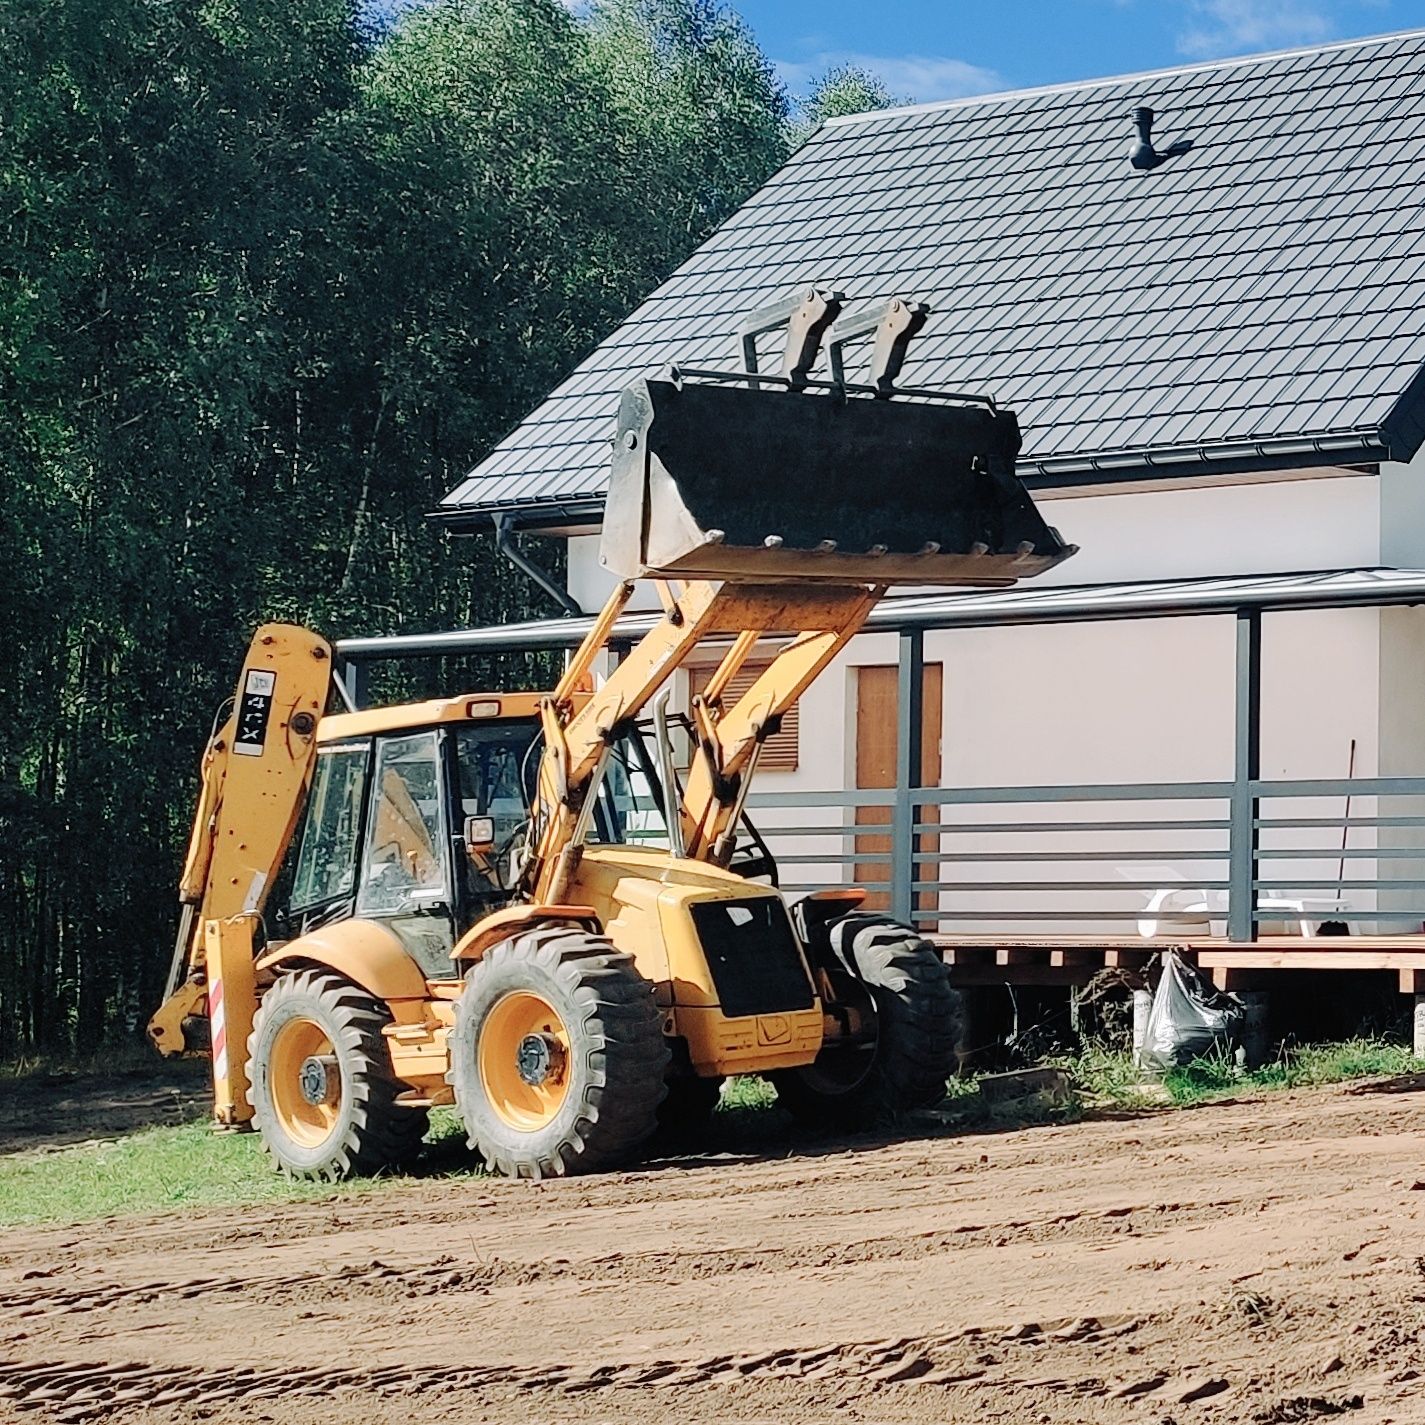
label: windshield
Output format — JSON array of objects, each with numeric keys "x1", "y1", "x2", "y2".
[
  {"x1": 356, "y1": 731, "x2": 447, "y2": 916},
  {"x1": 291, "y1": 741, "x2": 369, "y2": 912},
  {"x1": 593, "y1": 738, "x2": 671, "y2": 849}
]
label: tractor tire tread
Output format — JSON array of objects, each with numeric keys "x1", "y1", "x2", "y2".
[
  {"x1": 774, "y1": 913, "x2": 961, "y2": 1125},
  {"x1": 448, "y1": 927, "x2": 668, "y2": 1180},
  {"x1": 247, "y1": 968, "x2": 427, "y2": 1182}
]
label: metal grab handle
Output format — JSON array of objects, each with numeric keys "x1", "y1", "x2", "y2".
[{"x1": 653, "y1": 691, "x2": 687, "y2": 858}]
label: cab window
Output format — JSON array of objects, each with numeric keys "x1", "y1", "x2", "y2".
[
  {"x1": 291, "y1": 741, "x2": 369, "y2": 911},
  {"x1": 592, "y1": 738, "x2": 670, "y2": 849},
  {"x1": 454, "y1": 721, "x2": 538, "y2": 900},
  {"x1": 357, "y1": 731, "x2": 447, "y2": 915}
]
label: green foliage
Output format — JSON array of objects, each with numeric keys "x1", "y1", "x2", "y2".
[
  {"x1": 1052, "y1": 1036, "x2": 1419, "y2": 1109},
  {"x1": 802, "y1": 63, "x2": 898, "y2": 126},
  {"x1": 584, "y1": 0, "x2": 789, "y2": 255},
  {"x1": 718, "y1": 1074, "x2": 776, "y2": 1112},
  {"x1": 0, "y1": 0, "x2": 792, "y2": 1056}
]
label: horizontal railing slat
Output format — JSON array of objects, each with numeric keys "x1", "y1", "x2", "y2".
[{"x1": 749, "y1": 781, "x2": 1232, "y2": 809}]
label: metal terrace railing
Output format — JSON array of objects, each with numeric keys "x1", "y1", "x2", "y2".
[
  {"x1": 746, "y1": 778, "x2": 1425, "y2": 940},
  {"x1": 335, "y1": 566, "x2": 1425, "y2": 945}
]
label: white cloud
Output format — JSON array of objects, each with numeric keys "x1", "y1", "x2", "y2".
[
  {"x1": 1176, "y1": 0, "x2": 1336, "y2": 59},
  {"x1": 775, "y1": 51, "x2": 1004, "y2": 106}
]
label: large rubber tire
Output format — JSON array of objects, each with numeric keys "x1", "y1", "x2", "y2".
[
  {"x1": 448, "y1": 925, "x2": 670, "y2": 1179},
  {"x1": 773, "y1": 913, "x2": 961, "y2": 1128},
  {"x1": 246, "y1": 968, "x2": 429, "y2": 1181}
]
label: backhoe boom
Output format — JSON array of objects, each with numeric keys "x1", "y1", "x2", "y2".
[{"x1": 148, "y1": 625, "x2": 331, "y2": 1122}]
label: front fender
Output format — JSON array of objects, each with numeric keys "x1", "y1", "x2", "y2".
[{"x1": 257, "y1": 919, "x2": 427, "y2": 1002}]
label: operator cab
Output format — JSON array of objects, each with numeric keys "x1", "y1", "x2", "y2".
[{"x1": 279, "y1": 703, "x2": 775, "y2": 981}]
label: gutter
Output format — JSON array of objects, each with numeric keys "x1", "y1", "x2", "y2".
[
  {"x1": 492, "y1": 512, "x2": 583, "y2": 617},
  {"x1": 1020, "y1": 429, "x2": 1391, "y2": 484},
  {"x1": 431, "y1": 429, "x2": 1401, "y2": 524}
]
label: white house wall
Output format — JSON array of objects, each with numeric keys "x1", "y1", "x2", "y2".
[{"x1": 566, "y1": 470, "x2": 1425, "y2": 936}]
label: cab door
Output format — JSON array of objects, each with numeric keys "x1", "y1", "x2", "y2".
[{"x1": 354, "y1": 729, "x2": 458, "y2": 979}]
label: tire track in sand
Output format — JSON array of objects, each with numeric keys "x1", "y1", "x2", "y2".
[
  {"x1": 0, "y1": 1316, "x2": 1144, "y2": 1422},
  {"x1": 0, "y1": 1191, "x2": 1278, "y2": 1321}
]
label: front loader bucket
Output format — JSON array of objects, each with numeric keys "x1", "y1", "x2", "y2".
[{"x1": 599, "y1": 377, "x2": 1075, "y2": 586}]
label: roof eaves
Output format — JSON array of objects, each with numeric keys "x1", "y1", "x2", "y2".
[
  {"x1": 431, "y1": 493, "x2": 605, "y2": 534},
  {"x1": 1377, "y1": 359, "x2": 1425, "y2": 463},
  {"x1": 1021, "y1": 429, "x2": 1391, "y2": 487}
]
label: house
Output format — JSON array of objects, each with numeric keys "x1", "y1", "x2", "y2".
[{"x1": 409, "y1": 31, "x2": 1425, "y2": 981}]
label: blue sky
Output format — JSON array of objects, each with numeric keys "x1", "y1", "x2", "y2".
[
  {"x1": 367, "y1": 2, "x2": 1425, "y2": 105},
  {"x1": 736, "y1": 0, "x2": 1425, "y2": 103}
]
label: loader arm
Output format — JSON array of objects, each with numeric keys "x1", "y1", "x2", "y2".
[
  {"x1": 521, "y1": 580, "x2": 886, "y2": 902},
  {"x1": 677, "y1": 584, "x2": 884, "y2": 863},
  {"x1": 148, "y1": 624, "x2": 332, "y2": 1123},
  {"x1": 517, "y1": 353, "x2": 1075, "y2": 904}
]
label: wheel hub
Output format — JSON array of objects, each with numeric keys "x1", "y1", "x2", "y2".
[
  {"x1": 298, "y1": 1053, "x2": 339, "y2": 1106},
  {"x1": 516, "y1": 1033, "x2": 565, "y2": 1088}
]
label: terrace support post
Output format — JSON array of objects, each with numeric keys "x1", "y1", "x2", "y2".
[
  {"x1": 1132, "y1": 988, "x2": 1153, "y2": 1065},
  {"x1": 1235, "y1": 990, "x2": 1271, "y2": 1070},
  {"x1": 891, "y1": 627, "x2": 925, "y2": 927},
  {"x1": 1229, "y1": 609, "x2": 1262, "y2": 943}
]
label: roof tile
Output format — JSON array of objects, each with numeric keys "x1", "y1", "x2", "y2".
[{"x1": 443, "y1": 31, "x2": 1425, "y2": 516}]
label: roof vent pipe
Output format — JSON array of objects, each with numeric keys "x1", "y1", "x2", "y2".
[{"x1": 1129, "y1": 106, "x2": 1193, "y2": 171}]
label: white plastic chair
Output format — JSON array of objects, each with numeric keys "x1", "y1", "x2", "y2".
[{"x1": 1117, "y1": 865, "x2": 1336, "y2": 938}]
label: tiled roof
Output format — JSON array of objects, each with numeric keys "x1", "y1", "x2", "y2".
[{"x1": 439, "y1": 29, "x2": 1425, "y2": 527}]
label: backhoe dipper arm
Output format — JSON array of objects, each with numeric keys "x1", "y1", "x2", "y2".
[{"x1": 149, "y1": 624, "x2": 331, "y2": 1123}]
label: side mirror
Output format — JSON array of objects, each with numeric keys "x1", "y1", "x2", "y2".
[{"x1": 464, "y1": 814, "x2": 496, "y2": 854}]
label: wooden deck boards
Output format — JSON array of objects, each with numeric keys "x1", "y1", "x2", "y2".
[{"x1": 928, "y1": 933, "x2": 1425, "y2": 991}]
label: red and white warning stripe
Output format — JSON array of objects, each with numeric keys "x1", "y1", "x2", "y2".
[{"x1": 210, "y1": 975, "x2": 228, "y2": 1082}]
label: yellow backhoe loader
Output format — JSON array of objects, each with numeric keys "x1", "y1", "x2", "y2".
[{"x1": 149, "y1": 291, "x2": 1075, "y2": 1180}]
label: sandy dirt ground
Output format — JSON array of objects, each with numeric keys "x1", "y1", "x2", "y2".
[{"x1": 4, "y1": 1077, "x2": 1425, "y2": 1425}]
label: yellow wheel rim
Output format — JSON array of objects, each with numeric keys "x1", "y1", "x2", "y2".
[
  {"x1": 268, "y1": 1017, "x2": 341, "y2": 1148},
  {"x1": 478, "y1": 991, "x2": 571, "y2": 1131}
]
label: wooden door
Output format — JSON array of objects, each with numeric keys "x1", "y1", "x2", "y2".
[{"x1": 854, "y1": 664, "x2": 942, "y2": 913}]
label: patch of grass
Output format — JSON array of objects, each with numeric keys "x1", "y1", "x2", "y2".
[
  {"x1": 1050, "y1": 1045, "x2": 1159, "y2": 1110},
  {"x1": 1162, "y1": 1048, "x2": 1240, "y2": 1104},
  {"x1": 0, "y1": 1109, "x2": 491, "y2": 1229},
  {"x1": 425, "y1": 1105, "x2": 467, "y2": 1145},
  {"x1": 0, "y1": 1122, "x2": 381, "y2": 1227},
  {"x1": 718, "y1": 1075, "x2": 777, "y2": 1112},
  {"x1": 1050, "y1": 1036, "x2": 1419, "y2": 1110},
  {"x1": 1261, "y1": 1038, "x2": 1418, "y2": 1088}
]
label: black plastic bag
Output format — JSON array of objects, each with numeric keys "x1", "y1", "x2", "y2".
[{"x1": 1136, "y1": 950, "x2": 1245, "y2": 1073}]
